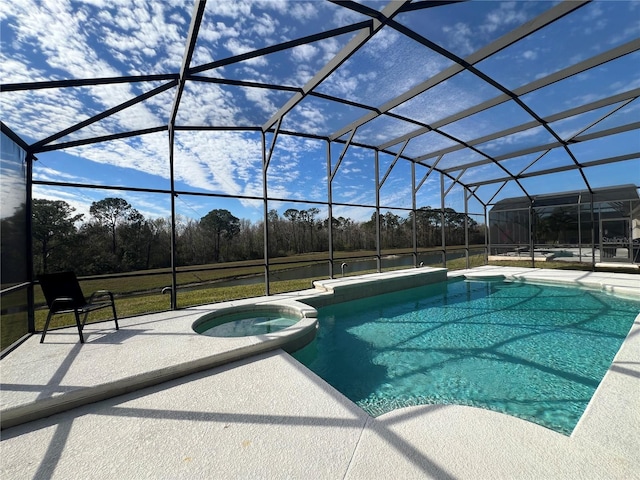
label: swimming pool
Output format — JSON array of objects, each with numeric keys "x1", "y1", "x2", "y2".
[{"x1": 292, "y1": 278, "x2": 640, "y2": 435}]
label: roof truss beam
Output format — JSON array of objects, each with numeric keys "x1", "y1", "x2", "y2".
[
  {"x1": 379, "y1": 140, "x2": 408, "y2": 188},
  {"x1": 34, "y1": 126, "x2": 168, "y2": 153},
  {"x1": 29, "y1": 80, "x2": 178, "y2": 152},
  {"x1": 423, "y1": 88, "x2": 640, "y2": 164},
  {"x1": 0, "y1": 74, "x2": 179, "y2": 93},
  {"x1": 430, "y1": 89, "x2": 640, "y2": 171},
  {"x1": 261, "y1": 1, "x2": 410, "y2": 133},
  {"x1": 331, "y1": 0, "x2": 587, "y2": 143},
  {"x1": 385, "y1": 14, "x2": 626, "y2": 196},
  {"x1": 488, "y1": 122, "x2": 640, "y2": 164},
  {"x1": 380, "y1": 37, "x2": 639, "y2": 151},
  {"x1": 445, "y1": 122, "x2": 640, "y2": 183},
  {"x1": 169, "y1": 0, "x2": 207, "y2": 128},
  {"x1": 190, "y1": 21, "x2": 372, "y2": 75},
  {"x1": 467, "y1": 153, "x2": 639, "y2": 188}
]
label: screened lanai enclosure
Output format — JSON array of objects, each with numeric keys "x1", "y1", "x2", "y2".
[{"x1": 1, "y1": 0, "x2": 639, "y2": 351}]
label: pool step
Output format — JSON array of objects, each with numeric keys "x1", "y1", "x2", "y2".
[{"x1": 311, "y1": 267, "x2": 448, "y2": 304}]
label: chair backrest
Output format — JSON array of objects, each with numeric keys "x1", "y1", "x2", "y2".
[{"x1": 38, "y1": 271, "x2": 87, "y2": 310}]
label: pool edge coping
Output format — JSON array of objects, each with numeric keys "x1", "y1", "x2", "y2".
[
  {"x1": 0, "y1": 299, "x2": 319, "y2": 430},
  {"x1": 1, "y1": 266, "x2": 638, "y2": 432}
]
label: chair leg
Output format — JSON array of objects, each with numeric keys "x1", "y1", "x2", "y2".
[
  {"x1": 112, "y1": 302, "x2": 119, "y2": 330},
  {"x1": 82, "y1": 309, "x2": 90, "y2": 328},
  {"x1": 40, "y1": 311, "x2": 54, "y2": 343},
  {"x1": 75, "y1": 309, "x2": 84, "y2": 343}
]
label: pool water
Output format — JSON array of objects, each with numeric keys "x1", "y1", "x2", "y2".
[
  {"x1": 293, "y1": 278, "x2": 640, "y2": 435},
  {"x1": 195, "y1": 311, "x2": 299, "y2": 337}
]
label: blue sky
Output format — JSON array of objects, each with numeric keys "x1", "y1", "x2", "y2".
[{"x1": 1, "y1": 0, "x2": 638, "y2": 224}]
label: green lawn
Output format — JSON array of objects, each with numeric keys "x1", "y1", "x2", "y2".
[{"x1": 5, "y1": 250, "x2": 634, "y2": 350}]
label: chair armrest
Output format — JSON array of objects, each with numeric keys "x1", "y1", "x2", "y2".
[
  {"x1": 50, "y1": 297, "x2": 77, "y2": 311},
  {"x1": 88, "y1": 290, "x2": 115, "y2": 303},
  {"x1": 51, "y1": 297, "x2": 74, "y2": 304}
]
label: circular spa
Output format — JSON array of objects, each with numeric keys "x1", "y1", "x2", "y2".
[{"x1": 193, "y1": 307, "x2": 303, "y2": 338}]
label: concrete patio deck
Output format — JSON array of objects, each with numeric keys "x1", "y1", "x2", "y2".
[{"x1": 1, "y1": 267, "x2": 639, "y2": 479}]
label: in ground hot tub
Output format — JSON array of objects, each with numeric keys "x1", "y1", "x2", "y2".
[
  {"x1": 194, "y1": 310, "x2": 300, "y2": 337},
  {"x1": 463, "y1": 272, "x2": 506, "y2": 282},
  {"x1": 192, "y1": 301, "x2": 318, "y2": 353}
]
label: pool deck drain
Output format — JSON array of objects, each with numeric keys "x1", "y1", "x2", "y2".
[{"x1": 1, "y1": 267, "x2": 639, "y2": 479}]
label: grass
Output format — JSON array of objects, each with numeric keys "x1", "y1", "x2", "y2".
[
  {"x1": 28, "y1": 254, "x2": 479, "y2": 335},
  {"x1": 3, "y1": 250, "x2": 636, "y2": 350},
  {"x1": 32, "y1": 278, "x2": 318, "y2": 332}
]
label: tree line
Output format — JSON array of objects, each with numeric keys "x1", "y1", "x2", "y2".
[{"x1": 20, "y1": 197, "x2": 483, "y2": 276}]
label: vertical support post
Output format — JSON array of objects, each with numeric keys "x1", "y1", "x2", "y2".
[
  {"x1": 327, "y1": 140, "x2": 334, "y2": 279},
  {"x1": 464, "y1": 188, "x2": 470, "y2": 269},
  {"x1": 165, "y1": 0, "x2": 206, "y2": 309},
  {"x1": 529, "y1": 202, "x2": 535, "y2": 268},
  {"x1": 262, "y1": 131, "x2": 271, "y2": 295},
  {"x1": 262, "y1": 119, "x2": 283, "y2": 295},
  {"x1": 411, "y1": 161, "x2": 417, "y2": 267},
  {"x1": 628, "y1": 200, "x2": 633, "y2": 263},
  {"x1": 26, "y1": 153, "x2": 35, "y2": 333},
  {"x1": 329, "y1": 129, "x2": 356, "y2": 277},
  {"x1": 591, "y1": 197, "x2": 596, "y2": 270},
  {"x1": 168, "y1": 128, "x2": 178, "y2": 309},
  {"x1": 375, "y1": 150, "x2": 381, "y2": 272},
  {"x1": 577, "y1": 194, "x2": 582, "y2": 263},
  {"x1": 484, "y1": 204, "x2": 489, "y2": 265},
  {"x1": 440, "y1": 174, "x2": 446, "y2": 267}
]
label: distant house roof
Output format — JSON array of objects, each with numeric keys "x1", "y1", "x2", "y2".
[{"x1": 490, "y1": 185, "x2": 640, "y2": 212}]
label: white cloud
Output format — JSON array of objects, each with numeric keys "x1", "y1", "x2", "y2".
[
  {"x1": 331, "y1": 4, "x2": 364, "y2": 28},
  {"x1": 481, "y1": 2, "x2": 528, "y2": 34},
  {"x1": 0, "y1": 53, "x2": 49, "y2": 85},
  {"x1": 98, "y1": 2, "x2": 189, "y2": 73},
  {"x1": 288, "y1": 2, "x2": 319, "y2": 23},
  {"x1": 611, "y1": 76, "x2": 640, "y2": 95},
  {"x1": 291, "y1": 44, "x2": 319, "y2": 63},
  {"x1": 0, "y1": 165, "x2": 27, "y2": 219},
  {"x1": 1, "y1": 89, "x2": 89, "y2": 143},
  {"x1": 290, "y1": 66, "x2": 313, "y2": 87},
  {"x1": 252, "y1": 13, "x2": 278, "y2": 37},
  {"x1": 606, "y1": 23, "x2": 640, "y2": 46},
  {"x1": 224, "y1": 38, "x2": 268, "y2": 67},
  {"x1": 243, "y1": 87, "x2": 276, "y2": 114},
  {"x1": 31, "y1": 186, "x2": 94, "y2": 222},
  {"x1": 198, "y1": 21, "x2": 240, "y2": 44},
  {"x1": 366, "y1": 28, "x2": 400, "y2": 55},
  {"x1": 319, "y1": 67, "x2": 361, "y2": 99},
  {"x1": 380, "y1": 185, "x2": 412, "y2": 208},
  {"x1": 173, "y1": 130, "x2": 263, "y2": 197},
  {"x1": 442, "y1": 22, "x2": 475, "y2": 56},
  {"x1": 479, "y1": 125, "x2": 546, "y2": 153},
  {"x1": 319, "y1": 37, "x2": 342, "y2": 63},
  {"x1": 22, "y1": 3, "x2": 118, "y2": 78},
  {"x1": 210, "y1": 0, "x2": 253, "y2": 20},
  {"x1": 32, "y1": 165, "x2": 92, "y2": 184},
  {"x1": 285, "y1": 102, "x2": 328, "y2": 134},
  {"x1": 1, "y1": 0, "x2": 192, "y2": 145}
]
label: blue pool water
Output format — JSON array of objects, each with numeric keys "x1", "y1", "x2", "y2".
[{"x1": 293, "y1": 278, "x2": 640, "y2": 434}]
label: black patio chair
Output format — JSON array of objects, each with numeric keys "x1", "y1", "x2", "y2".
[{"x1": 38, "y1": 271, "x2": 119, "y2": 343}]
